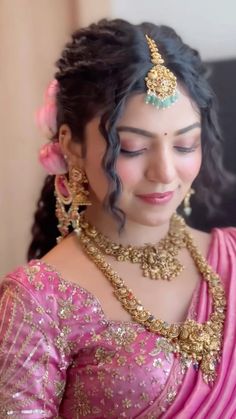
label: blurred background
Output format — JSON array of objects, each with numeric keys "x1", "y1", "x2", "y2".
[{"x1": 1, "y1": 0, "x2": 236, "y2": 275}]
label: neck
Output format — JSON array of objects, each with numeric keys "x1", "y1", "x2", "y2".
[{"x1": 83, "y1": 205, "x2": 172, "y2": 246}]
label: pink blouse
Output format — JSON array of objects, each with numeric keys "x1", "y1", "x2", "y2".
[{"x1": 0, "y1": 227, "x2": 236, "y2": 418}]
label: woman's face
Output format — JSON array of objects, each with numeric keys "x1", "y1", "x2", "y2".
[{"x1": 79, "y1": 88, "x2": 202, "y2": 227}]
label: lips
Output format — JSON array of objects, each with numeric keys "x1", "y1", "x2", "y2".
[
  {"x1": 136, "y1": 191, "x2": 174, "y2": 205},
  {"x1": 137, "y1": 191, "x2": 173, "y2": 199}
]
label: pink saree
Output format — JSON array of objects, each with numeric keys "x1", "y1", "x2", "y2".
[
  {"x1": 143, "y1": 227, "x2": 236, "y2": 418},
  {"x1": 0, "y1": 227, "x2": 236, "y2": 418}
]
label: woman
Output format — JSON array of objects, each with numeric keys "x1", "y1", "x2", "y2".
[{"x1": 0, "y1": 19, "x2": 235, "y2": 418}]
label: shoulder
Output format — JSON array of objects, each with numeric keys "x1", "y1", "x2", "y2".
[
  {"x1": 213, "y1": 225, "x2": 236, "y2": 242},
  {"x1": 188, "y1": 226, "x2": 236, "y2": 291},
  {"x1": 2, "y1": 257, "x2": 104, "y2": 326},
  {"x1": 1, "y1": 261, "x2": 70, "y2": 328},
  {"x1": 209, "y1": 226, "x2": 236, "y2": 256},
  {"x1": 188, "y1": 225, "x2": 236, "y2": 256},
  {"x1": 3, "y1": 259, "x2": 67, "y2": 302},
  {"x1": 3, "y1": 232, "x2": 89, "y2": 303}
]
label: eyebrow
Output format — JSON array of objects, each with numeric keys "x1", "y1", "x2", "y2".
[
  {"x1": 117, "y1": 122, "x2": 201, "y2": 138},
  {"x1": 174, "y1": 122, "x2": 201, "y2": 136},
  {"x1": 117, "y1": 126, "x2": 155, "y2": 139}
]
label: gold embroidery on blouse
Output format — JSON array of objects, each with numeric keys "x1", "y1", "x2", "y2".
[
  {"x1": 94, "y1": 348, "x2": 116, "y2": 365},
  {"x1": 0, "y1": 284, "x2": 18, "y2": 354},
  {"x1": 155, "y1": 358, "x2": 185, "y2": 414},
  {"x1": 84, "y1": 366, "x2": 93, "y2": 375},
  {"x1": 84, "y1": 314, "x2": 93, "y2": 323},
  {"x1": 35, "y1": 281, "x2": 44, "y2": 291},
  {"x1": 36, "y1": 305, "x2": 46, "y2": 315},
  {"x1": 54, "y1": 326, "x2": 75, "y2": 355},
  {"x1": 166, "y1": 386, "x2": 177, "y2": 403},
  {"x1": 0, "y1": 284, "x2": 53, "y2": 416},
  {"x1": 58, "y1": 297, "x2": 77, "y2": 319},
  {"x1": 4, "y1": 261, "x2": 185, "y2": 417},
  {"x1": 104, "y1": 325, "x2": 138, "y2": 348},
  {"x1": 84, "y1": 297, "x2": 95, "y2": 307},
  {"x1": 73, "y1": 377, "x2": 92, "y2": 416},
  {"x1": 104, "y1": 388, "x2": 114, "y2": 399},
  {"x1": 116, "y1": 355, "x2": 127, "y2": 366},
  {"x1": 122, "y1": 398, "x2": 132, "y2": 409},
  {"x1": 140, "y1": 392, "x2": 150, "y2": 402},
  {"x1": 54, "y1": 379, "x2": 66, "y2": 399},
  {"x1": 97, "y1": 370, "x2": 106, "y2": 383},
  {"x1": 91, "y1": 332, "x2": 102, "y2": 342},
  {"x1": 24, "y1": 265, "x2": 45, "y2": 291},
  {"x1": 153, "y1": 358, "x2": 163, "y2": 368},
  {"x1": 58, "y1": 281, "x2": 69, "y2": 292},
  {"x1": 24, "y1": 265, "x2": 40, "y2": 282},
  {"x1": 135, "y1": 355, "x2": 146, "y2": 366},
  {"x1": 149, "y1": 338, "x2": 174, "y2": 362}
]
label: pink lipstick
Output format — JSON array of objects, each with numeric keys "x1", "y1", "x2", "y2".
[{"x1": 136, "y1": 191, "x2": 174, "y2": 205}]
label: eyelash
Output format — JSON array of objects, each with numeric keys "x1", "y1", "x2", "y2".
[
  {"x1": 120, "y1": 146, "x2": 197, "y2": 157},
  {"x1": 120, "y1": 148, "x2": 145, "y2": 157},
  {"x1": 174, "y1": 146, "x2": 198, "y2": 153}
]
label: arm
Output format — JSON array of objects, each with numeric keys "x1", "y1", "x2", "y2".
[{"x1": 0, "y1": 278, "x2": 67, "y2": 418}]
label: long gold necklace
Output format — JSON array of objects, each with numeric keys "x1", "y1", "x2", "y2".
[
  {"x1": 76, "y1": 215, "x2": 226, "y2": 384},
  {"x1": 79, "y1": 213, "x2": 187, "y2": 280}
]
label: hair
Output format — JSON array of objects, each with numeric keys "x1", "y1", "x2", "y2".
[{"x1": 27, "y1": 18, "x2": 235, "y2": 260}]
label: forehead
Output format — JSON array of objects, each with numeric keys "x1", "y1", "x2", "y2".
[{"x1": 118, "y1": 89, "x2": 200, "y2": 135}]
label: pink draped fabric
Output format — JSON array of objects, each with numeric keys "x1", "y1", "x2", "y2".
[
  {"x1": 0, "y1": 227, "x2": 235, "y2": 418},
  {"x1": 162, "y1": 227, "x2": 236, "y2": 419}
]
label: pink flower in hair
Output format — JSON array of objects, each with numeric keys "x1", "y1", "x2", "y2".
[
  {"x1": 36, "y1": 79, "x2": 59, "y2": 139},
  {"x1": 39, "y1": 142, "x2": 68, "y2": 175},
  {"x1": 36, "y1": 103, "x2": 57, "y2": 139},
  {"x1": 37, "y1": 80, "x2": 68, "y2": 174},
  {"x1": 45, "y1": 79, "x2": 58, "y2": 103}
]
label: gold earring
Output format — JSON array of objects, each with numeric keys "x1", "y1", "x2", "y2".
[
  {"x1": 55, "y1": 167, "x2": 91, "y2": 241},
  {"x1": 183, "y1": 188, "x2": 195, "y2": 216}
]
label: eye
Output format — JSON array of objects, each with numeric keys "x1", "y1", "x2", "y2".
[
  {"x1": 174, "y1": 146, "x2": 198, "y2": 153},
  {"x1": 120, "y1": 148, "x2": 146, "y2": 157}
]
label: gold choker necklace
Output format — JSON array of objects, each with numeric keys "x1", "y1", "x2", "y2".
[
  {"x1": 79, "y1": 213, "x2": 187, "y2": 281},
  {"x1": 77, "y1": 214, "x2": 226, "y2": 384}
]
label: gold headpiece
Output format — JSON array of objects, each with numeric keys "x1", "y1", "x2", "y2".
[{"x1": 145, "y1": 35, "x2": 178, "y2": 109}]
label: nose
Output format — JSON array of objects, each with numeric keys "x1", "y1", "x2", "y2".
[{"x1": 145, "y1": 146, "x2": 176, "y2": 184}]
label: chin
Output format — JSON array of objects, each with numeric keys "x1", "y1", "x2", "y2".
[{"x1": 127, "y1": 209, "x2": 175, "y2": 227}]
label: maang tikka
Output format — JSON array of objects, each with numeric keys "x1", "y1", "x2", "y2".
[{"x1": 145, "y1": 34, "x2": 178, "y2": 109}]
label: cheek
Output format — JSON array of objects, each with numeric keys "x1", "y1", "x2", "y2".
[
  {"x1": 116, "y1": 159, "x2": 143, "y2": 186},
  {"x1": 177, "y1": 152, "x2": 202, "y2": 182}
]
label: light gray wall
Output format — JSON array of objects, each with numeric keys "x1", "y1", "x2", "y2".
[{"x1": 111, "y1": 0, "x2": 236, "y2": 60}]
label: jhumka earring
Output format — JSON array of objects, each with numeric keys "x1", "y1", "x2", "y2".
[
  {"x1": 145, "y1": 34, "x2": 178, "y2": 109},
  {"x1": 183, "y1": 188, "x2": 195, "y2": 216},
  {"x1": 55, "y1": 167, "x2": 91, "y2": 241}
]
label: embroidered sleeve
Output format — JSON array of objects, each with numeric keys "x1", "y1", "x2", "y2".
[{"x1": 0, "y1": 278, "x2": 68, "y2": 418}]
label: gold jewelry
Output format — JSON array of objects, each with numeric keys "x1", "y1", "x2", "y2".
[
  {"x1": 77, "y1": 214, "x2": 226, "y2": 384},
  {"x1": 80, "y1": 214, "x2": 186, "y2": 280},
  {"x1": 55, "y1": 167, "x2": 91, "y2": 240},
  {"x1": 184, "y1": 188, "x2": 195, "y2": 216},
  {"x1": 145, "y1": 35, "x2": 178, "y2": 109}
]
